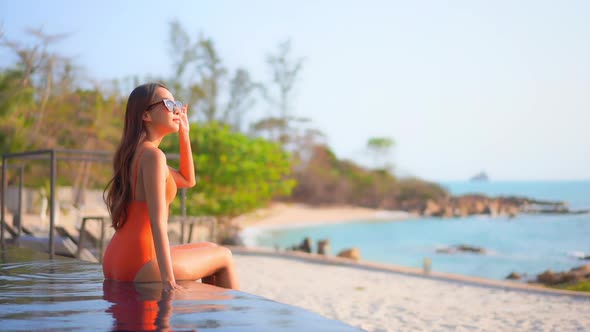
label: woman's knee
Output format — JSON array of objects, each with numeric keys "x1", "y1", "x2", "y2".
[
  {"x1": 216, "y1": 246, "x2": 234, "y2": 262},
  {"x1": 192, "y1": 241, "x2": 218, "y2": 249}
]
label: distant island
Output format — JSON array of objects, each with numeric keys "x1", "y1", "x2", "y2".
[{"x1": 469, "y1": 171, "x2": 489, "y2": 182}]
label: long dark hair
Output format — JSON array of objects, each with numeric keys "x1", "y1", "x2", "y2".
[{"x1": 104, "y1": 83, "x2": 167, "y2": 229}]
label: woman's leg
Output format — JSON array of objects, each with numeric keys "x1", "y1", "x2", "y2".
[
  {"x1": 172, "y1": 241, "x2": 218, "y2": 250},
  {"x1": 135, "y1": 245, "x2": 239, "y2": 290},
  {"x1": 171, "y1": 245, "x2": 239, "y2": 289},
  {"x1": 171, "y1": 242, "x2": 219, "y2": 285}
]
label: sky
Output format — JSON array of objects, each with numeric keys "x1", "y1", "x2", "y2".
[{"x1": 1, "y1": 0, "x2": 589, "y2": 181}]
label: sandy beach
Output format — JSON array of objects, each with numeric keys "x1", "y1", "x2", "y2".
[
  {"x1": 233, "y1": 249, "x2": 590, "y2": 332},
  {"x1": 233, "y1": 202, "x2": 414, "y2": 228},
  {"x1": 234, "y1": 203, "x2": 590, "y2": 332},
  {"x1": 234, "y1": 202, "x2": 412, "y2": 247}
]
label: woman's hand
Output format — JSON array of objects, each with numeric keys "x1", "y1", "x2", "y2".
[
  {"x1": 178, "y1": 104, "x2": 189, "y2": 134},
  {"x1": 162, "y1": 280, "x2": 184, "y2": 292}
]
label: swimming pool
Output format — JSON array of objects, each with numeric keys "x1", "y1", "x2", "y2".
[{"x1": 0, "y1": 245, "x2": 361, "y2": 331}]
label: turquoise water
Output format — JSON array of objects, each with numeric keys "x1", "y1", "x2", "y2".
[{"x1": 253, "y1": 181, "x2": 590, "y2": 280}]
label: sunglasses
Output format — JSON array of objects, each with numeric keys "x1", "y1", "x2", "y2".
[{"x1": 146, "y1": 99, "x2": 183, "y2": 113}]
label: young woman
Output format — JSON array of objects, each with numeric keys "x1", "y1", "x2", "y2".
[{"x1": 103, "y1": 83, "x2": 239, "y2": 291}]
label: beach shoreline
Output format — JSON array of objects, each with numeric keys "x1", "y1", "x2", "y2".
[
  {"x1": 234, "y1": 202, "x2": 414, "y2": 228},
  {"x1": 233, "y1": 202, "x2": 414, "y2": 247}
]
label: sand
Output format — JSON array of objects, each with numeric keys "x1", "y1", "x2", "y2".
[
  {"x1": 234, "y1": 202, "x2": 412, "y2": 248},
  {"x1": 233, "y1": 249, "x2": 590, "y2": 332},
  {"x1": 232, "y1": 202, "x2": 414, "y2": 228}
]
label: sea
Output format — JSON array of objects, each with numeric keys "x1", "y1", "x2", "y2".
[{"x1": 248, "y1": 180, "x2": 590, "y2": 280}]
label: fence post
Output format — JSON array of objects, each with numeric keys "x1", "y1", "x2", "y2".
[
  {"x1": 1, "y1": 156, "x2": 6, "y2": 248},
  {"x1": 17, "y1": 166, "x2": 23, "y2": 239},
  {"x1": 49, "y1": 150, "x2": 56, "y2": 258}
]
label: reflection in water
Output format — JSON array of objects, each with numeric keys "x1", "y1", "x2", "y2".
[
  {"x1": 103, "y1": 280, "x2": 168, "y2": 331},
  {"x1": 102, "y1": 280, "x2": 232, "y2": 331}
]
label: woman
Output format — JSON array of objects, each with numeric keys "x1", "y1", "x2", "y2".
[{"x1": 103, "y1": 83, "x2": 239, "y2": 291}]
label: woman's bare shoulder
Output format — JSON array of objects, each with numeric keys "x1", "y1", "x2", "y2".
[{"x1": 139, "y1": 145, "x2": 167, "y2": 167}]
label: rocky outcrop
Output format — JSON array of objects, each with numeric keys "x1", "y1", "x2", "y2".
[
  {"x1": 416, "y1": 195, "x2": 571, "y2": 218},
  {"x1": 534, "y1": 265, "x2": 590, "y2": 286}
]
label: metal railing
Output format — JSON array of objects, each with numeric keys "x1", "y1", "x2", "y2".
[
  {"x1": 77, "y1": 216, "x2": 108, "y2": 262},
  {"x1": 2, "y1": 150, "x2": 63, "y2": 257},
  {"x1": 1, "y1": 149, "x2": 195, "y2": 259},
  {"x1": 169, "y1": 215, "x2": 217, "y2": 244}
]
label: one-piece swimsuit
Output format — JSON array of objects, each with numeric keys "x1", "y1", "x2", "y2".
[{"x1": 103, "y1": 149, "x2": 177, "y2": 281}]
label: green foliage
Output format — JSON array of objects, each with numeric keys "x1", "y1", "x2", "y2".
[
  {"x1": 0, "y1": 69, "x2": 36, "y2": 152},
  {"x1": 0, "y1": 30, "x2": 127, "y2": 189},
  {"x1": 556, "y1": 281, "x2": 590, "y2": 292},
  {"x1": 397, "y1": 177, "x2": 448, "y2": 202},
  {"x1": 292, "y1": 144, "x2": 448, "y2": 209},
  {"x1": 367, "y1": 136, "x2": 395, "y2": 171},
  {"x1": 0, "y1": 71, "x2": 124, "y2": 188},
  {"x1": 367, "y1": 137, "x2": 394, "y2": 149},
  {"x1": 162, "y1": 123, "x2": 295, "y2": 218}
]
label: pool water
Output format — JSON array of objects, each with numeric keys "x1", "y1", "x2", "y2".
[{"x1": 0, "y1": 246, "x2": 361, "y2": 331}]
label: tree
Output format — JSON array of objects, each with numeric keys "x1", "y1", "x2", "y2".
[
  {"x1": 166, "y1": 21, "x2": 258, "y2": 131},
  {"x1": 194, "y1": 37, "x2": 226, "y2": 123},
  {"x1": 161, "y1": 123, "x2": 295, "y2": 219},
  {"x1": 0, "y1": 28, "x2": 125, "y2": 191},
  {"x1": 0, "y1": 28, "x2": 68, "y2": 151},
  {"x1": 367, "y1": 137, "x2": 395, "y2": 171},
  {"x1": 253, "y1": 39, "x2": 304, "y2": 145},
  {"x1": 166, "y1": 20, "x2": 202, "y2": 109},
  {"x1": 222, "y1": 68, "x2": 258, "y2": 132}
]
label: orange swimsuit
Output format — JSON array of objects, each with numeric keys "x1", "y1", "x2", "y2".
[{"x1": 103, "y1": 149, "x2": 177, "y2": 282}]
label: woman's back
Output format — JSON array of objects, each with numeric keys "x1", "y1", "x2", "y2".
[
  {"x1": 132, "y1": 147, "x2": 177, "y2": 204},
  {"x1": 102, "y1": 147, "x2": 176, "y2": 281}
]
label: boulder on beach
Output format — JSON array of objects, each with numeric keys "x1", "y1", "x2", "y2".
[
  {"x1": 506, "y1": 272, "x2": 522, "y2": 280},
  {"x1": 289, "y1": 237, "x2": 313, "y2": 253},
  {"x1": 337, "y1": 248, "x2": 361, "y2": 261}
]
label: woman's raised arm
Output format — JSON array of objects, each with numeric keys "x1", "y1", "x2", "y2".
[{"x1": 169, "y1": 104, "x2": 196, "y2": 188}]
